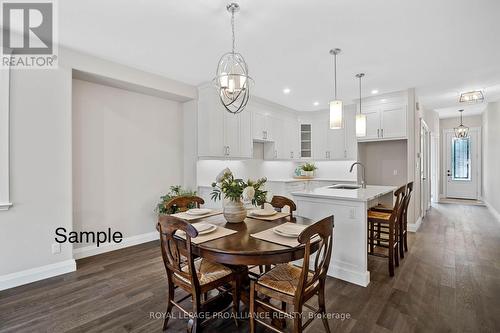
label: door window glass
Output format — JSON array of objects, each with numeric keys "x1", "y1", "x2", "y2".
[{"x1": 452, "y1": 137, "x2": 470, "y2": 180}]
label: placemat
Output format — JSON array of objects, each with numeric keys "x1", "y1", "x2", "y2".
[
  {"x1": 171, "y1": 210, "x2": 222, "y2": 221},
  {"x1": 176, "y1": 226, "x2": 237, "y2": 244},
  {"x1": 247, "y1": 211, "x2": 290, "y2": 221},
  {"x1": 250, "y1": 222, "x2": 308, "y2": 247}
]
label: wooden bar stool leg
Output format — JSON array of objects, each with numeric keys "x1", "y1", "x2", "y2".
[
  {"x1": 399, "y1": 220, "x2": 405, "y2": 259},
  {"x1": 395, "y1": 221, "x2": 400, "y2": 267},
  {"x1": 388, "y1": 223, "x2": 395, "y2": 276}
]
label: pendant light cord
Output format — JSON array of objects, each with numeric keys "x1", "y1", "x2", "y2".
[
  {"x1": 231, "y1": 10, "x2": 235, "y2": 54},
  {"x1": 333, "y1": 53, "x2": 337, "y2": 99},
  {"x1": 358, "y1": 75, "x2": 362, "y2": 114}
]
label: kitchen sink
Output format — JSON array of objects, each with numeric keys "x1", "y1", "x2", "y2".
[{"x1": 328, "y1": 184, "x2": 361, "y2": 190}]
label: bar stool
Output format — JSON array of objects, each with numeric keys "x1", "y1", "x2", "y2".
[
  {"x1": 367, "y1": 185, "x2": 406, "y2": 276},
  {"x1": 371, "y1": 182, "x2": 413, "y2": 258}
]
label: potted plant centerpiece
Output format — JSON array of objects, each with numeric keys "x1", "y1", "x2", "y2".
[
  {"x1": 301, "y1": 162, "x2": 317, "y2": 178},
  {"x1": 211, "y1": 168, "x2": 267, "y2": 223}
]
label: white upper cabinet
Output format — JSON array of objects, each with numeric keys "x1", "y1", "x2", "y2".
[
  {"x1": 197, "y1": 84, "x2": 252, "y2": 159},
  {"x1": 252, "y1": 109, "x2": 273, "y2": 141},
  {"x1": 357, "y1": 91, "x2": 408, "y2": 142},
  {"x1": 198, "y1": 85, "x2": 225, "y2": 157},
  {"x1": 381, "y1": 105, "x2": 407, "y2": 139},
  {"x1": 306, "y1": 108, "x2": 355, "y2": 161}
]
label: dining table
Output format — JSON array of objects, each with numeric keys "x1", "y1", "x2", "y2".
[{"x1": 171, "y1": 211, "x2": 320, "y2": 326}]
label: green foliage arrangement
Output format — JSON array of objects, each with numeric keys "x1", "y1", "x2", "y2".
[
  {"x1": 301, "y1": 162, "x2": 317, "y2": 172},
  {"x1": 156, "y1": 185, "x2": 197, "y2": 215},
  {"x1": 210, "y1": 168, "x2": 268, "y2": 206}
]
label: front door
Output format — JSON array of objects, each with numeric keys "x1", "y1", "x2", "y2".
[{"x1": 444, "y1": 128, "x2": 480, "y2": 199}]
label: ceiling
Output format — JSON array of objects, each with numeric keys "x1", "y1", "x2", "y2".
[{"x1": 59, "y1": 0, "x2": 500, "y2": 112}]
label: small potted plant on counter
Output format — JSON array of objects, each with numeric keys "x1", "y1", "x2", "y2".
[
  {"x1": 211, "y1": 168, "x2": 267, "y2": 223},
  {"x1": 301, "y1": 162, "x2": 317, "y2": 178}
]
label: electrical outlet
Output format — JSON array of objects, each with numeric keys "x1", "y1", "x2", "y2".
[
  {"x1": 393, "y1": 169, "x2": 398, "y2": 176},
  {"x1": 52, "y1": 243, "x2": 61, "y2": 254},
  {"x1": 349, "y1": 208, "x2": 356, "y2": 219}
]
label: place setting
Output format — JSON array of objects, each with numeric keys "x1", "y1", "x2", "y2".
[
  {"x1": 247, "y1": 207, "x2": 290, "y2": 221},
  {"x1": 174, "y1": 221, "x2": 237, "y2": 244},
  {"x1": 250, "y1": 222, "x2": 311, "y2": 247},
  {"x1": 171, "y1": 208, "x2": 222, "y2": 221}
]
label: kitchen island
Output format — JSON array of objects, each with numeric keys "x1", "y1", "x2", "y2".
[{"x1": 292, "y1": 185, "x2": 396, "y2": 287}]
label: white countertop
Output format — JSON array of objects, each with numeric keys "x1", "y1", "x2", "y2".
[
  {"x1": 267, "y1": 178, "x2": 357, "y2": 183},
  {"x1": 291, "y1": 185, "x2": 396, "y2": 202}
]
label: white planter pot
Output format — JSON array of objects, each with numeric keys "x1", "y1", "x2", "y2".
[{"x1": 223, "y1": 199, "x2": 247, "y2": 223}]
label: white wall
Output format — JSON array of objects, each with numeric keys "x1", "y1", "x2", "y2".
[
  {"x1": 482, "y1": 102, "x2": 500, "y2": 217},
  {"x1": 0, "y1": 47, "x2": 196, "y2": 290},
  {"x1": 72, "y1": 79, "x2": 183, "y2": 248},
  {"x1": 0, "y1": 67, "x2": 74, "y2": 277}
]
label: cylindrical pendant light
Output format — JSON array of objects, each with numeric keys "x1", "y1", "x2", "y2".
[
  {"x1": 329, "y1": 48, "x2": 343, "y2": 129},
  {"x1": 355, "y1": 73, "x2": 367, "y2": 137}
]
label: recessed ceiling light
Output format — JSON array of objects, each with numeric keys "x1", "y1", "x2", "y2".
[
  {"x1": 313, "y1": 101, "x2": 319, "y2": 106},
  {"x1": 381, "y1": 99, "x2": 387, "y2": 102},
  {"x1": 283, "y1": 88, "x2": 291, "y2": 94},
  {"x1": 371, "y1": 90, "x2": 379, "y2": 94}
]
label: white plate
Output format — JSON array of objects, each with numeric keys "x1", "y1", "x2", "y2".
[
  {"x1": 186, "y1": 208, "x2": 212, "y2": 216},
  {"x1": 273, "y1": 228, "x2": 298, "y2": 238},
  {"x1": 193, "y1": 223, "x2": 217, "y2": 235},
  {"x1": 251, "y1": 209, "x2": 277, "y2": 217},
  {"x1": 273, "y1": 224, "x2": 305, "y2": 237}
]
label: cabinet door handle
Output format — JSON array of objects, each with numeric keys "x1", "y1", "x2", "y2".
[
  {"x1": 274, "y1": 150, "x2": 277, "y2": 159},
  {"x1": 227, "y1": 146, "x2": 230, "y2": 156},
  {"x1": 377, "y1": 129, "x2": 380, "y2": 137},
  {"x1": 290, "y1": 151, "x2": 294, "y2": 159},
  {"x1": 344, "y1": 150, "x2": 347, "y2": 158},
  {"x1": 381, "y1": 129, "x2": 384, "y2": 137},
  {"x1": 263, "y1": 131, "x2": 267, "y2": 140}
]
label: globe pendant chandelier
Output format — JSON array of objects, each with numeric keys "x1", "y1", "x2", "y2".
[{"x1": 213, "y1": 3, "x2": 253, "y2": 114}]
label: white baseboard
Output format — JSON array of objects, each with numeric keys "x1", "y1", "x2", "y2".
[
  {"x1": 484, "y1": 201, "x2": 500, "y2": 222},
  {"x1": 0, "y1": 259, "x2": 76, "y2": 291},
  {"x1": 408, "y1": 216, "x2": 422, "y2": 232},
  {"x1": 73, "y1": 231, "x2": 158, "y2": 260},
  {"x1": 329, "y1": 260, "x2": 370, "y2": 287}
]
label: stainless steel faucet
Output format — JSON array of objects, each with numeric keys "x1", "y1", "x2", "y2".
[{"x1": 350, "y1": 162, "x2": 367, "y2": 189}]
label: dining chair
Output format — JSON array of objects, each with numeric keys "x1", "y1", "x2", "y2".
[
  {"x1": 269, "y1": 195, "x2": 297, "y2": 218},
  {"x1": 158, "y1": 215, "x2": 243, "y2": 333},
  {"x1": 367, "y1": 184, "x2": 406, "y2": 276},
  {"x1": 249, "y1": 216, "x2": 334, "y2": 333},
  {"x1": 370, "y1": 182, "x2": 413, "y2": 258},
  {"x1": 254, "y1": 195, "x2": 298, "y2": 275},
  {"x1": 164, "y1": 195, "x2": 204, "y2": 214}
]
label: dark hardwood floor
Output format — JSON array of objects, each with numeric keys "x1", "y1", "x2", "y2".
[{"x1": 1, "y1": 203, "x2": 500, "y2": 332}]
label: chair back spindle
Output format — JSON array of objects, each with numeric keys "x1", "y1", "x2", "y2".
[
  {"x1": 296, "y1": 216, "x2": 334, "y2": 301},
  {"x1": 158, "y1": 215, "x2": 200, "y2": 289}
]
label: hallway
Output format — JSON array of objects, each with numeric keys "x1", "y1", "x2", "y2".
[{"x1": 1, "y1": 204, "x2": 499, "y2": 332}]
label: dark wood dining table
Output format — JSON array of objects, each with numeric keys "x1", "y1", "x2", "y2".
[
  {"x1": 187, "y1": 214, "x2": 317, "y2": 267},
  {"x1": 172, "y1": 213, "x2": 319, "y2": 329}
]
